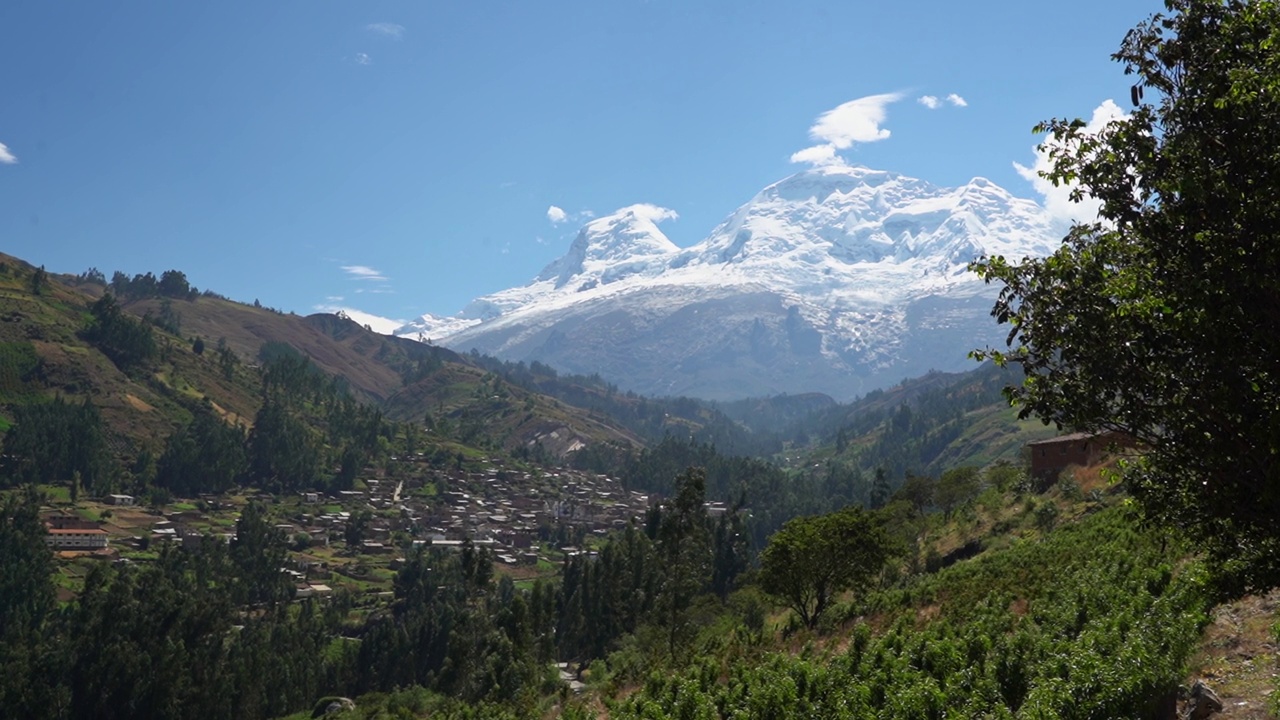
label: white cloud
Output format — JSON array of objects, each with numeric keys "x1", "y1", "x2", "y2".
[
  {"x1": 547, "y1": 205, "x2": 596, "y2": 225},
  {"x1": 947, "y1": 93, "x2": 968, "y2": 107},
  {"x1": 366, "y1": 23, "x2": 405, "y2": 39},
  {"x1": 0, "y1": 142, "x2": 16, "y2": 164},
  {"x1": 341, "y1": 265, "x2": 388, "y2": 281},
  {"x1": 619, "y1": 203, "x2": 678, "y2": 223},
  {"x1": 789, "y1": 144, "x2": 845, "y2": 167},
  {"x1": 790, "y1": 92, "x2": 903, "y2": 167},
  {"x1": 918, "y1": 95, "x2": 941, "y2": 110},
  {"x1": 1015, "y1": 99, "x2": 1128, "y2": 227},
  {"x1": 809, "y1": 93, "x2": 902, "y2": 148},
  {"x1": 354, "y1": 52, "x2": 372, "y2": 66},
  {"x1": 315, "y1": 305, "x2": 405, "y2": 334}
]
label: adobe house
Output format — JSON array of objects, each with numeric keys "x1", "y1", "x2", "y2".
[{"x1": 1027, "y1": 431, "x2": 1132, "y2": 484}]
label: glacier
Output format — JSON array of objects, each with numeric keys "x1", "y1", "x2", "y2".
[{"x1": 395, "y1": 165, "x2": 1062, "y2": 400}]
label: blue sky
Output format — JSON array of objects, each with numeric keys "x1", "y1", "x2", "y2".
[{"x1": 1, "y1": 0, "x2": 1155, "y2": 331}]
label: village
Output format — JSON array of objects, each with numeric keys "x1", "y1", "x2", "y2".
[{"x1": 36, "y1": 452, "x2": 719, "y2": 600}]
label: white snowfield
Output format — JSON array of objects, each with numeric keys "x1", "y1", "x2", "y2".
[{"x1": 397, "y1": 165, "x2": 1061, "y2": 400}]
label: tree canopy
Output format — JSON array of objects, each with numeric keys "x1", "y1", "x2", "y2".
[
  {"x1": 973, "y1": 0, "x2": 1280, "y2": 595},
  {"x1": 758, "y1": 506, "x2": 892, "y2": 629}
]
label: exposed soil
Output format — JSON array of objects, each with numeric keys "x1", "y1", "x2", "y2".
[{"x1": 1185, "y1": 590, "x2": 1279, "y2": 719}]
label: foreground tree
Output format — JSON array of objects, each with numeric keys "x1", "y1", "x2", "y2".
[
  {"x1": 973, "y1": 0, "x2": 1280, "y2": 594},
  {"x1": 759, "y1": 506, "x2": 891, "y2": 629}
]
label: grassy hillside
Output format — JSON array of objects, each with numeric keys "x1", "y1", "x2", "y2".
[
  {"x1": 0, "y1": 257, "x2": 652, "y2": 480},
  {"x1": 0, "y1": 255, "x2": 263, "y2": 455},
  {"x1": 790, "y1": 361, "x2": 1059, "y2": 479}
]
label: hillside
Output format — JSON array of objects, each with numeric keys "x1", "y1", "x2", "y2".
[
  {"x1": 0, "y1": 255, "x2": 263, "y2": 454},
  {"x1": 786, "y1": 361, "x2": 1060, "y2": 479},
  {"x1": 6, "y1": 264, "x2": 646, "y2": 462}
]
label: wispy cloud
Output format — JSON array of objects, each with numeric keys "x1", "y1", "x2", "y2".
[
  {"x1": 353, "y1": 52, "x2": 372, "y2": 66},
  {"x1": 366, "y1": 23, "x2": 405, "y2": 39},
  {"x1": 790, "y1": 93, "x2": 904, "y2": 167},
  {"x1": 1015, "y1": 99, "x2": 1127, "y2": 227},
  {"x1": 341, "y1": 265, "x2": 388, "y2": 281},
  {"x1": 0, "y1": 142, "x2": 16, "y2": 165},
  {"x1": 546, "y1": 205, "x2": 595, "y2": 225},
  {"x1": 919, "y1": 93, "x2": 966, "y2": 110}
]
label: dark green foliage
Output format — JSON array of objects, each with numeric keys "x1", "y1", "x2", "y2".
[
  {"x1": 155, "y1": 408, "x2": 247, "y2": 495},
  {"x1": 109, "y1": 269, "x2": 198, "y2": 302},
  {"x1": 655, "y1": 468, "x2": 713, "y2": 661},
  {"x1": 1, "y1": 397, "x2": 108, "y2": 492},
  {"x1": 80, "y1": 293, "x2": 156, "y2": 371},
  {"x1": 0, "y1": 489, "x2": 61, "y2": 718},
  {"x1": 30, "y1": 265, "x2": 48, "y2": 296},
  {"x1": 343, "y1": 507, "x2": 371, "y2": 548},
  {"x1": 972, "y1": 0, "x2": 1280, "y2": 596},
  {"x1": 621, "y1": 436, "x2": 837, "y2": 549},
  {"x1": 353, "y1": 545, "x2": 556, "y2": 705},
  {"x1": 935, "y1": 466, "x2": 981, "y2": 520},
  {"x1": 229, "y1": 501, "x2": 293, "y2": 606},
  {"x1": 893, "y1": 472, "x2": 936, "y2": 516},
  {"x1": 145, "y1": 297, "x2": 182, "y2": 335},
  {"x1": 0, "y1": 491, "x2": 351, "y2": 720},
  {"x1": 615, "y1": 509, "x2": 1210, "y2": 719},
  {"x1": 215, "y1": 340, "x2": 238, "y2": 380},
  {"x1": 467, "y1": 353, "x2": 783, "y2": 456},
  {"x1": 247, "y1": 399, "x2": 319, "y2": 493},
  {"x1": 758, "y1": 506, "x2": 892, "y2": 629},
  {"x1": 74, "y1": 267, "x2": 106, "y2": 286},
  {"x1": 0, "y1": 340, "x2": 43, "y2": 401}
]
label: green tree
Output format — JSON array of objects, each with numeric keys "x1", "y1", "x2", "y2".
[
  {"x1": 345, "y1": 508, "x2": 371, "y2": 550},
  {"x1": 893, "y1": 472, "x2": 935, "y2": 517},
  {"x1": 229, "y1": 501, "x2": 292, "y2": 606},
  {"x1": 869, "y1": 467, "x2": 891, "y2": 510},
  {"x1": 973, "y1": 0, "x2": 1280, "y2": 595},
  {"x1": 81, "y1": 292, "x2": 156, "y2": 371},
  {"x1": 935, "y1": 466, "x2": 981, "y2": 521},
  {"x1": 758, "y1": 506, "x2": 892, "y2": 630},
  {"x1": 29, "y1": 265, "x2": 47, "y2": 296},
  {"x1": 655, "y1": 467, "x2": 712, "y2": 660},
  {"x1": 155, "y1": 409, "x2": 247, "y2": 495}
]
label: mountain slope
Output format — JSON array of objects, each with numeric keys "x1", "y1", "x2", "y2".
[{"x1": 398, "y1": 165, "x2": 1060, "y2": 400}]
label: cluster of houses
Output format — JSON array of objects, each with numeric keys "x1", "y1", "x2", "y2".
[
  {"x1": 303, "y1": 456, "x2": 657, "y2": 567},
  {"x1": 47, "y1": 432, "x2": 1137, "y2": 586},
  {"x1": 42, "y1": 456, "x2": 659, "y2": 583}
]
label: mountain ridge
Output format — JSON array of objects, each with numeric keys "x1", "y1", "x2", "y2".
[{"x1": 396, "y1": 165, "x2": 1061, "y2": 400}]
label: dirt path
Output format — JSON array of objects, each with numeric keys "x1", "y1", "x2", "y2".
[{"x1": 1184, "y1": 589, "x2": 1279, "y2": 719}]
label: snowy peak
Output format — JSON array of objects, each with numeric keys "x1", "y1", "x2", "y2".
[
  {"x1": 694, "y1": 165, "x2": 1057, "y2": 270},
  {"x1": 536, "y1": 204, "x2": 680, "y2": 289},
  {"x1": 394, "y1": 164, "x2": 1061, "y2": 399}
]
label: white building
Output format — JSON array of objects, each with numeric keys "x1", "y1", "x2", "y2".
[{"x1": 46, "y1": 528, "x2": 109, "y2": 550}]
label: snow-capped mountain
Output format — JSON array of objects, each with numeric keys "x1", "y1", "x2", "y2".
[{"x1": 396, "y1": 165, "x2": 1061, "y2": 400}]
